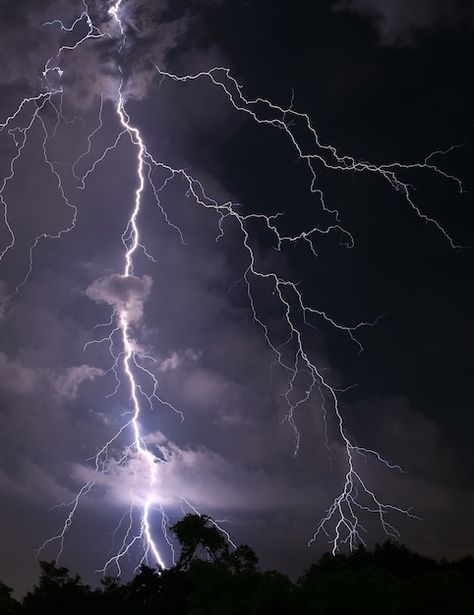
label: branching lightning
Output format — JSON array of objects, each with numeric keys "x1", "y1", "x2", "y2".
[{"x1": 0, "y1": 0, "x2": 465, "y2": 572}]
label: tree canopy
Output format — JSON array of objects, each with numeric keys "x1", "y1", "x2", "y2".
[{"x1": 3, "y1": 514, "x2": 473, "y2": 614}]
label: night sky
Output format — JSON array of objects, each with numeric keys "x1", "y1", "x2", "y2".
[{"x1": 0, "y1": 0, "x2": 473, "y2": 595}]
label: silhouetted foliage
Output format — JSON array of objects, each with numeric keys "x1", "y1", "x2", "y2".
[
  {"x1": 2, "y1": 515, "x2": 474, "y2": 614},
  {"x1": 0, "y1": 579, "x2": 20, "y2": 615},
  {"x1": 21, "y1": 561, "x2": 90, "y2": 615},
  {"x1": 297, "y1": 542, "x2": 474, "y2": 615},
  {"x1": 171, "y1": 514, "x2": 230, "y2": 569}
]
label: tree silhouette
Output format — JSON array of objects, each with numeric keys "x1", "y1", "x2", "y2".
[
  {"x1": 170, "y1": 513, "x2": 230, "y2": 569},
  {"x1": 0, "y1": 580, "x2": 20, "y2": 615},
  {"x1": 21, "y1": 561, "x2": 90, "y2": 614},
  {"x1": 1, "y1": 520, "x2": 473, "y2": 613}
]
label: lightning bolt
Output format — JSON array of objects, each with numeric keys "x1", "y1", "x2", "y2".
[{"x1": 0, "y1": 0, "x2": 465, "y2": 573}]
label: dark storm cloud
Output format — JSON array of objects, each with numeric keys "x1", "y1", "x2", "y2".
[
  {"x1": 334, "y1": 0, "x2": 472, "y2": 46},
  {"x1": 0, "y1": 0, "x2": 166, "y2": 105},
  {"x1": 0, "y1": 0, "x2": 75, "y2": 87},
  {"x1": 346, "y1": 397, "x2": 474, "y2": 559},
  {"x1": 0, "y1": 0, "x2": 224, "y2": 107}
]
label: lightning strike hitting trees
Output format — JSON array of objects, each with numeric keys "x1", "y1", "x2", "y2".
[{"x1": 0, "y1": 0, "x2": 464, "y2": 573}]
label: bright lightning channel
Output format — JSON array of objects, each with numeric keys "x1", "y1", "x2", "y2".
[
  {"x1": 0, "y1": 0, "x2": 464, "y2": 571},
  {"x1": 101, "y1": 0, "x2": 170, "y2": 571}
]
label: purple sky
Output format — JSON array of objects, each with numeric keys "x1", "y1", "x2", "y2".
[{"x1": 0, "y1": 0, "x2": 473, "y2": 594}]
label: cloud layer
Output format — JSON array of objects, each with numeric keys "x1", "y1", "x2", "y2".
[{"x1": 335, "y1": 0, "x2": 470, "y2": 46}]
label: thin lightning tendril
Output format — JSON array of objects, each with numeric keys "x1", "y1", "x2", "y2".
[{"x1": 0, "y1": 0, "x2": 464, "y2": 571}]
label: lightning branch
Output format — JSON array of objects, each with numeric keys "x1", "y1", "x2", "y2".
[{"x1": 0, "y1": 0, "x2": 464, "y2": 572}]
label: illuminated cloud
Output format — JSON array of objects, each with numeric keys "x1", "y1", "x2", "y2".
[
  {"x1": 0, "y1": 0, "x2": 214, "y2": 107},
  {"x1": 52, "y1": 364, "x2": 104, "y2": 400},
  {"x1": 72, "y1": 436, "x2": 312, "y2": 513},
  {"x1": 85, "y1": 273, "x2": 152, "y2": 322}
]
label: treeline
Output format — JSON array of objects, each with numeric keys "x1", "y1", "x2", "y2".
[{"x1": 1, "y1": 514, "x2": 473, "y2": 614}]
